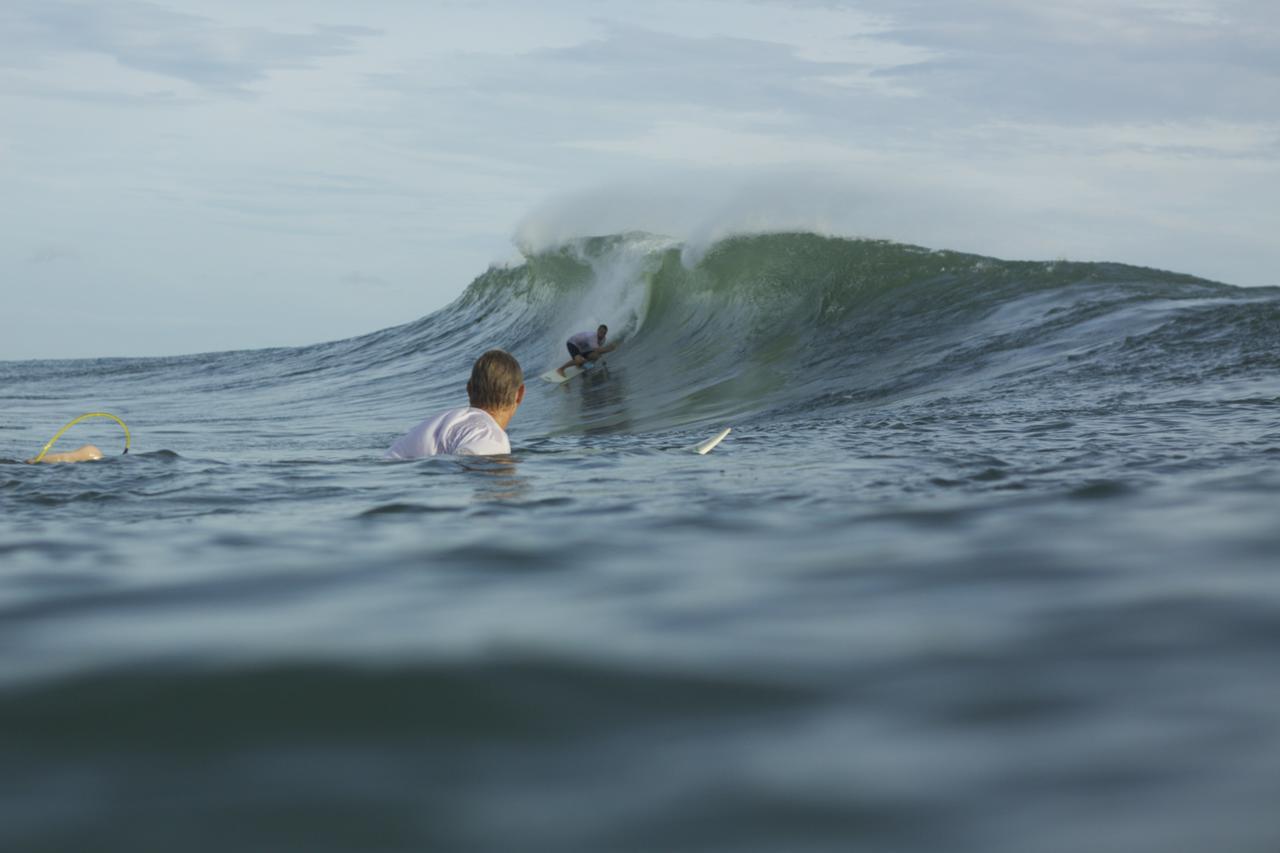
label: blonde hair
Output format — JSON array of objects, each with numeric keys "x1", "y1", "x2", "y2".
[{"x1": 467, "y1": 349, "x2": 523, "y2": 409}]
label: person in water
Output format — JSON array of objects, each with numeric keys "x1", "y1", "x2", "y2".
[
  {"x1": 25, "y1": 445, "x2": 103, "y2": 464},
  {"x1": 385, "y1": 349, "x2": 525, "y2": 459},
  {"x1": 556, "y1": 324, "x2": 618, "y2": 377}
]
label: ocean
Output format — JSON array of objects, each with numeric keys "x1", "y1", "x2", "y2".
[{"x1": 3, "y1": 232, "x2": 1279, "y2": 852}]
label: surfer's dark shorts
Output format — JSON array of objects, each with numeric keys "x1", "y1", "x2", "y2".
[{"x1": 567, "y1": 342, "x2": 594, "y2": 360}]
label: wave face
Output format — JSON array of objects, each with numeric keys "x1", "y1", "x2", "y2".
[{"x1": 406, "y1": 232, "x2": 1277, "y2": 437}]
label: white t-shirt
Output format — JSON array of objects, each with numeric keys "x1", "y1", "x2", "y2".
[
  {"x1": 568, "y1": 330, "x2": 598, "y2": 352},
  {"x1": 384, "y1": 407, "x2": 510, "y2": 459}
]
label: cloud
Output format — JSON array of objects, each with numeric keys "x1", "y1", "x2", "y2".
[
  {"x1": 357, "y1": 7, "x2": 1279, "y2": 176},
  {"x1": 27, "y1": 244, "x2": 79, "y2": 264},
  {"x1": 340, "y1": 271, "x2": 391, "y2": 290},
  {"x1": 0, "y1": 0, "x2": 378, "y2": 94},
  {"x1": 477, "y1": 22, "x2": 927, "y2": 114},
  {"x1": 848, "y1": 0, "x2": 1280, "y2": 123}
]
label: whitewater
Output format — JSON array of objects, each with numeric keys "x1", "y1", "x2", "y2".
[{"x1": 3, "y1": 232, "x2": 1279, "y2": 853}]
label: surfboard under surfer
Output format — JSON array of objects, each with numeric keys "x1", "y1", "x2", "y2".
[
  {"x1": 385, "y1": 349, "x2": 525, "y2": 459},
  {"x1": 555, "y1": 325, "x2": 618, "y2": 377}
]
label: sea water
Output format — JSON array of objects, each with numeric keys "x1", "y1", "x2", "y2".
[{"x1": 2, "y1": 233, "x2": 1279, "y2": 852}]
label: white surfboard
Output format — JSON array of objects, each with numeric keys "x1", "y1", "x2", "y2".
[
  {"x1": 693, "y1": 427, "x2": 731, "y2": 455},
  {"x1": 539, "y1": 360, "x2": 600, "y2": 384}
]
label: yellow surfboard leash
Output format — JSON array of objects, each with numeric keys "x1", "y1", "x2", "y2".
[{"x1": 30, "y1": 412, "x2": 131, "y2": 463}]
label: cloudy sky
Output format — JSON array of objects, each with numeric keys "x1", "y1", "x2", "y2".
[{"x1": 2, "y1": 0, "x2": 1277, "y2": 359}]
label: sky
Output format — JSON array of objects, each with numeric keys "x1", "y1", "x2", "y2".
[{"x1": 2, "y1": 0, "x2": 1277, "y2": 359}]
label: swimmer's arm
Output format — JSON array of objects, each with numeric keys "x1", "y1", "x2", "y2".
[{"x1": 25, "y1": 444, "x2": 104, "y2": 464}]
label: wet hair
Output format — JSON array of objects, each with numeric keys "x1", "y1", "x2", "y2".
[
  {"x1": 598, "y1": 324, "x2": 608, "y2": 335},
  {"x1": 467, "y1": 349, "x2": 523, "y2": 409}
]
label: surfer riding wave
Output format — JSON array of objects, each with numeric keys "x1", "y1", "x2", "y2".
[{"x1": 556, "y1": 325, "x2": 618, "y2": 377}]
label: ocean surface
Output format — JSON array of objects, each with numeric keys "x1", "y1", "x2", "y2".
[{"x1": 3, "y1": 232, "x2": 1279, "y2": 852}]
